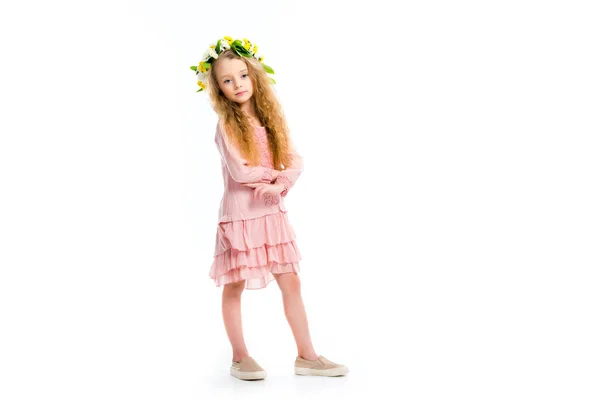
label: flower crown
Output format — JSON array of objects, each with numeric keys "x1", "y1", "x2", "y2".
[{"x1": 190, "y1": 36, "x2": 275, "y2": 93}]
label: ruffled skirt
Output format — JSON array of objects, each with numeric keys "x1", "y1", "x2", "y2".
[{"x1": 210, "y1": 211, "x2": 302, "y2": 289}]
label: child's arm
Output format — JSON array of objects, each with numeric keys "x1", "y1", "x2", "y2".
[
  {"x1": 274, "y1": 138, "x2": 304, "y2": 197},
  {"x1": 215, "y1": 122, "x2": 280, "y2": 184}
]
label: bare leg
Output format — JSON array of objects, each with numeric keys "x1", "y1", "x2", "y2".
[
  {"x1": 273, "y1": 272, "x2": 319, "y2": 360},
  {"x1": 222, "y1": 280, "x2": 249, "y2": 362}
]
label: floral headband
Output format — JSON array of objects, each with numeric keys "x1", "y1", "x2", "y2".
[{"x1": 190, "y1": 36, "x2": 275, "y2": 92}]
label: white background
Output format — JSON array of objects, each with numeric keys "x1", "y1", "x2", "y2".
[{"x1": 1, "y1": 0, "x2": 599, "y2": 399}]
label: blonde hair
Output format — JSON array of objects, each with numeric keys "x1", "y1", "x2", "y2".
[{"x1": 207, "y1": 49, "x2": 293, "y2": 169}]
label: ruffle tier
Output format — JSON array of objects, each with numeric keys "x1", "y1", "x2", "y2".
[{"x1": 210, "y1": 211, "x2": 302, "y2": 289}]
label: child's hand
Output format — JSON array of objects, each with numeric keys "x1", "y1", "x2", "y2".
[{"x1": 243, "y1": 182, "x2": 285, "y2": 199}]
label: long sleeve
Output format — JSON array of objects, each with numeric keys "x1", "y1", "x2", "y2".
[
  {"x1": 215, "y1": 121, "x2": 277, "y2": 184},
  {"x1": 275, "y1": 138, "x2": 304, "y2": 197}
]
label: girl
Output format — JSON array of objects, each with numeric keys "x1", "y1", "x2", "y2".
[{"x1": 191, "y1": 37, "x2": 348, "y2": 380}]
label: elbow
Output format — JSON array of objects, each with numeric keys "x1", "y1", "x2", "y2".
[
  {"x1": 296, "y1": 155, "x2": 305, "y2": 170},
  {"x1": 290, "y1": 154, "x2": 304, "y2": 171}
]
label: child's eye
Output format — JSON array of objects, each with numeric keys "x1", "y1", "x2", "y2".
[{"x1": 223, "y1": 75, "x2": 247, "y2": 84}]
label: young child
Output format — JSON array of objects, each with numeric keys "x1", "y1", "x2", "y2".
[{"x1": 191, "y1": 37, "x2": 348, "y2": 380}]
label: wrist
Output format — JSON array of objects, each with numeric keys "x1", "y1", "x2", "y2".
[{"x1": 274, "y1": 174, "x2": 290, "y2": 197}]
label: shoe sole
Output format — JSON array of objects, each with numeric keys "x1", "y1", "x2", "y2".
[
  {"x1": 230, "y1": 367, "x2": 267, "y2": 380},
  {"x1": 294, "y1": 366, "x2": 349, "y2": 377}
]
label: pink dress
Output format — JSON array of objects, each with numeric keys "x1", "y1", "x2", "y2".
[{"x1": 209, "y1": 119, "x2": 304, "y2": 289}]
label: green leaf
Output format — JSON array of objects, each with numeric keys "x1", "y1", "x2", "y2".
[
  {"x1": 216, "y1": 39, "x2": 221, "y2": 53},
  {"x1": 231, "y1": 41, "x2": 251, "y2": 57},
  {"x1": 269, "y1": 78, "x2": 276, "y2": 84},
  {"x1": 261, "y1": 63, "x2": 274, "y2": 74},
  {"x1": 202, "y1": 62, "x2": 211, "y2": 69},
  {"x1": 190, "y1": 65, "x2": 197, "y2": 71},
  {"x1": 197, "y1": 88, "x2": 203, "y2": 92}
]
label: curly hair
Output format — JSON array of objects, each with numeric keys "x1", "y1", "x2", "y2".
[{"x1": 206, "y1": 49, "x2": 293, "y2": 169}]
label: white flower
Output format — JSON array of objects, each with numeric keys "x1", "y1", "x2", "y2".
[
  {"x1": 196, "y1": 71, "x2": 207, "y2": 82},
  {"x1": 219, "y1": 39, "x2": 230, "y2": 50},
  {"x1": 208, "y1": 47, "x2": 218, "y2": 59}
]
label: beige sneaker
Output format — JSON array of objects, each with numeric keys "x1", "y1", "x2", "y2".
[
  {"x1": 294, "y1": 355, "x2": 349, "y2": 377},
  {"x1": 230, "y1": 356, "x2": 267, "y2": 380}
]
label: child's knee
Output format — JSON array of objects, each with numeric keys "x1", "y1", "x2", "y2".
[
  {"x1": 275, "y1": 272, "x2": 301, "y2": 295},
  {"x1": 223, "y1": 280, "x2": 245, "y2": 296}
]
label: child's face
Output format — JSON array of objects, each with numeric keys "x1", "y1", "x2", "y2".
[{"x1": 214, "y1": 57, "x2": 254, "y2": 105}]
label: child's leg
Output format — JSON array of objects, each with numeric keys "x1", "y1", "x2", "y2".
[
  {"x1": 273, "y1": 272, "x2": 319, "y2": 360},
  {"x1": 222, "y1": 280, "x2": 249, "y2": 362}
]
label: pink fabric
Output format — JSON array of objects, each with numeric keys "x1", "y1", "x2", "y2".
[
  {"x1": 214, "y1": 119, "x2": 304, "y2": 223},
  {"x1": 210, "y1": 120, "x2": 304, "y2": 289},
  {"x1": 275, "y1": 175, "x2": 292, "y2": 197},
  {"x1": 210, "y1": 212, "x2": 302, "y2": 289}
]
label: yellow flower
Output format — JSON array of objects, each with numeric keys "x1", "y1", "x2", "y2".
[
  {"x1": 197, "y1": 81, "x2": 205, "y2": 89},
  {"x1": 224, "y1": 36, "x2": 233, "y2": 42},
  {"x1": 244, "y1": 42, "x2": 251, "y2": 50},
  {"x1": 198, "y1": 62, "x2": 206, "y2": 73},
  {"x1": 259, "y1": 56, "x2": 264, "y2": 62},
  {"x1": 252, "y1": 44, "x2": 258, "y2": 53}
]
